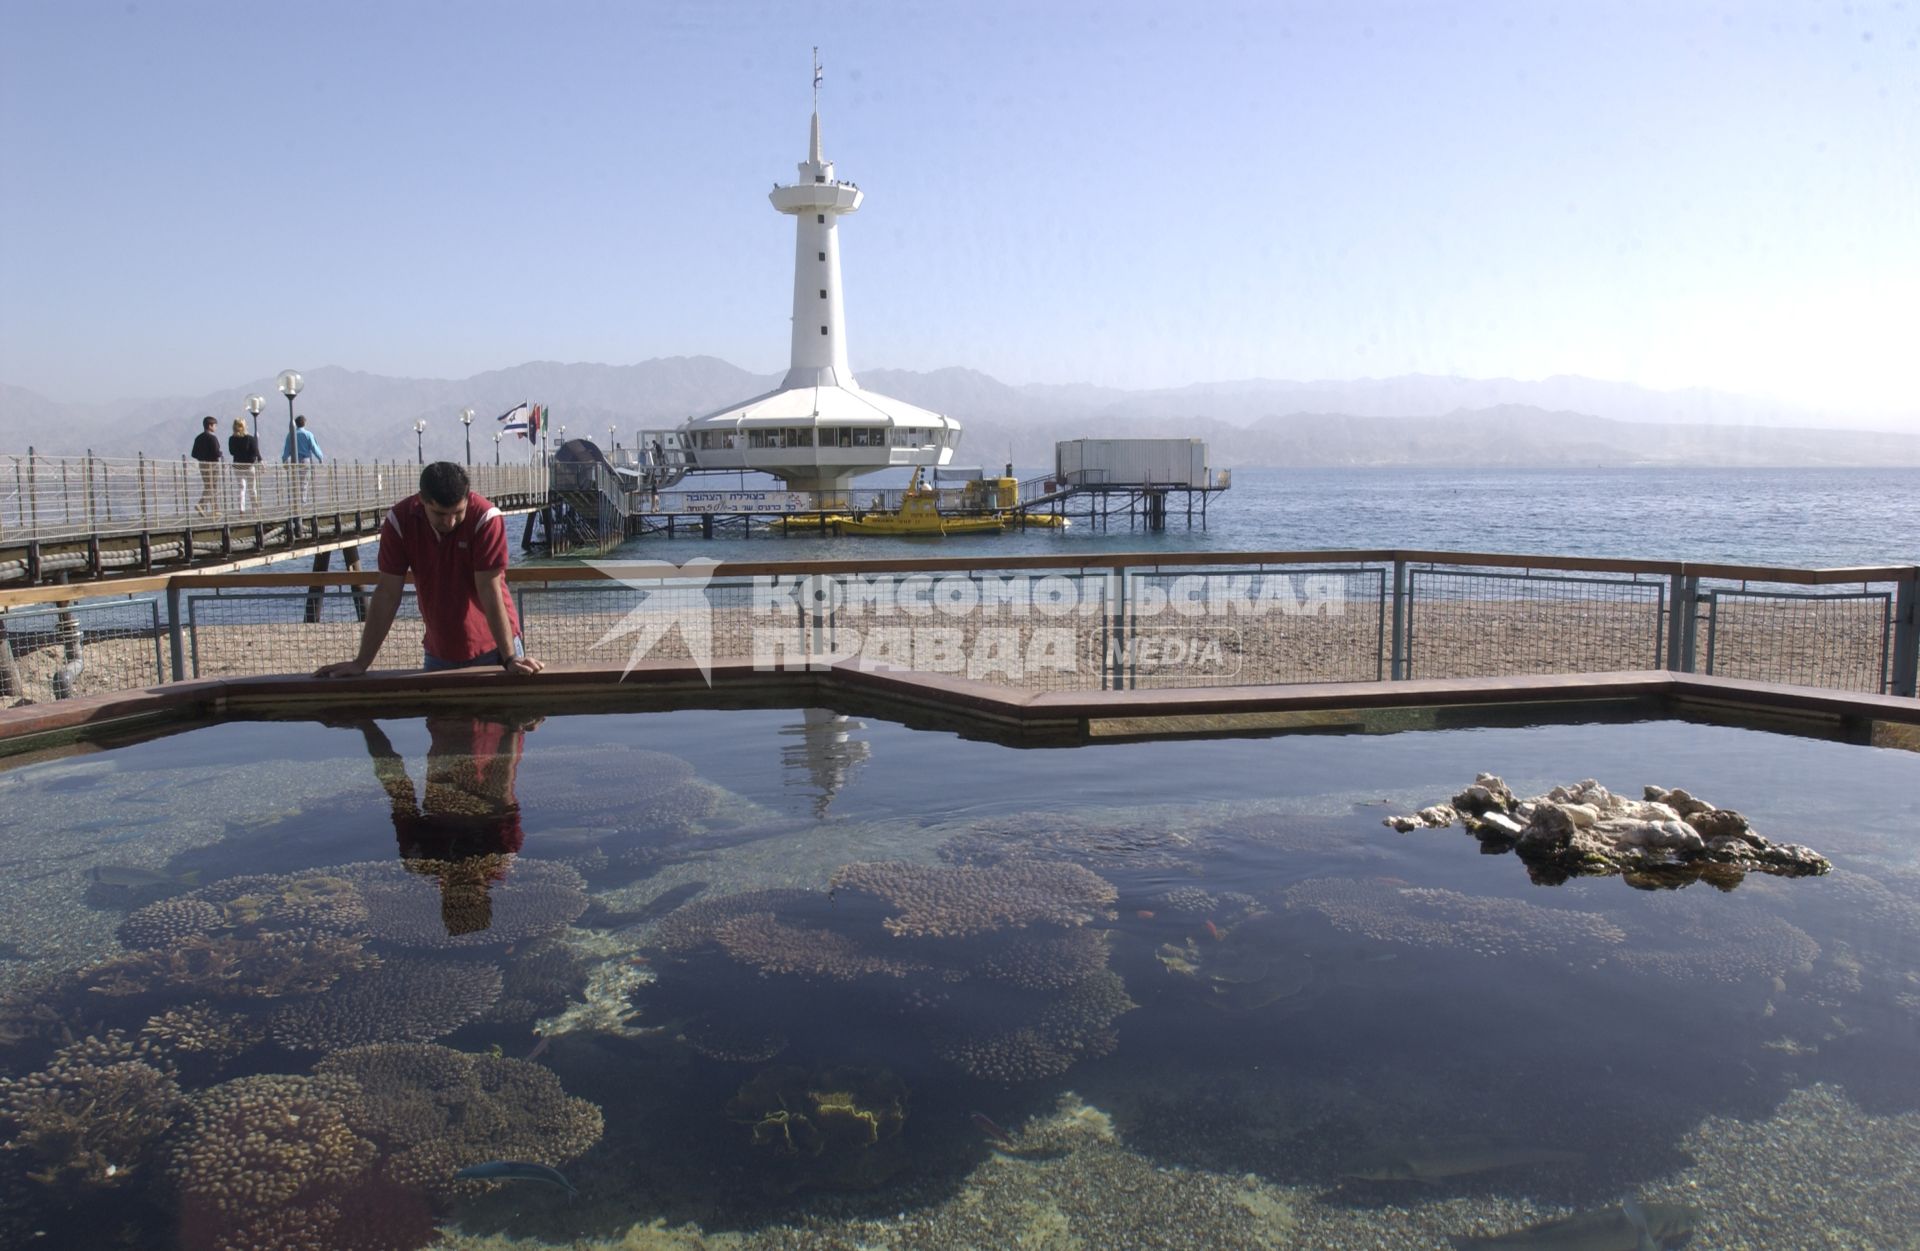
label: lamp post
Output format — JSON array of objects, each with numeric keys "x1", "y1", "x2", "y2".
[
  {"x1": 276, "y1": 371, "x2": 303, "y2": 529},
  {"x1": 413, "y1": 419, "x2": 428, "y2": 465},
  {"x1": 244, "y1": 395, "x2": 265, "y2": 514},
  {"x1": 460, "y1": 407, "x2": 475, "y2": 464},
  {"x1": 608, "y1": 422, "x2": 616, "y2": 452},
  {"x1": 493, "y1": 431, "x2": 502, "y2": 466}
]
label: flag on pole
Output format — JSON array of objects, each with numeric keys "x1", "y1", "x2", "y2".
[
  {"x1": 530, "y1": 404, "x2": 544, "y2": 441},
  {"x1": 497, "y1": 400, "x2": 533, "y2": 439}
]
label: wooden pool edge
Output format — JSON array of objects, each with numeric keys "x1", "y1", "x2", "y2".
[{"x1": 3, "y1": 664, "x2": 1917, "y2": 759}]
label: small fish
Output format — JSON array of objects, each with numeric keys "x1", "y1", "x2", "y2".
[
  {"x1": 452, "y1": 1160, "x2": 575, "y2": 1198},
  {"x1": 1134, "y1": 909, "x2": 1157, "y2": 920},
  {"x1": 969, "y1": 1111, "x2": 1015, "y2": 1146},
  {"x1": 1344, "y1": 1143, "x2": 1586, "y2": 1184},
  {"x1": 84, "y1": 865, "x2": 199, "y2": 889},
  {"x1": 525, "y1": 1035, "x2": 551, "y2": 1063},
  {"x1": 1450, "y1": 1200, "x2": 1702, "y2": 1250},
  {"x1": 1203, "y1": 919, "x2": 1224, "y2": 942}
]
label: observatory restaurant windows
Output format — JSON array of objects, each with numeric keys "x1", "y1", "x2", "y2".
[{"x1": 790, "y1": 428, "x2": 814, "y2": 447}]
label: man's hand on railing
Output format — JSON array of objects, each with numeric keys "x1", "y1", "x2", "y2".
[
  {"x1": 503, "y1": 655, "x2": 545, "y2": 676},
  {"x1": 314, "y1": 659, "x2": 371, "y2": 679}
]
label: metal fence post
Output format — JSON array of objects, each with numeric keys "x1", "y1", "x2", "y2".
[
  {"x1": 1892, "y1": 567, "x2": 1919, "y2": 698},
  {"x1": 1667, "y1": 574, "x2": 1700, "y2": 673},
  {"x1": 165, "y1": 581, "x2": 186, "y2": 682},
  {"x1": 1389, "y1": 558, "x2": 1408, "y2": 680}
]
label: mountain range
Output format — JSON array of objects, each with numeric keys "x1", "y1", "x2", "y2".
[{"x1": 4, "y1": 359, "x2": 1918, "y2": 468}]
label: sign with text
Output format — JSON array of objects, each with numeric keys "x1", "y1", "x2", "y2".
[{"x1": 679, "y1": 490, "x2": 814, "y2": 514}]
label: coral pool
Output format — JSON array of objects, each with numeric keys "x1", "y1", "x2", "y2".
[{"x1": 1, "y1": 708, "x2": 1917, "y2": 1250}]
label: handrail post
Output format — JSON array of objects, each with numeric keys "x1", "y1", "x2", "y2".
[
  {"x1": 1389, "y1": 558, "x2": 1408, "y2": 680},
  {"x1": 1667, "y1": 573, "x2": 1700, "y2": 673},
  {"x1": 1892, "y1": 567, "x2": 1919, "y2": 698},
  {"x1": 165, "y1": 580, "x2": 186, "y2": 682}
]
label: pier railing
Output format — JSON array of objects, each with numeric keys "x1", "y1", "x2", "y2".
[
  {"x1": 0, "y1": 550, "x2": 1914, "y2": 705},
  {"x1": 0, "y1": 451, "x2": 548, "y2": 545}
]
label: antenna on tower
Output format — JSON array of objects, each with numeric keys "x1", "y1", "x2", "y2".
[{"x1": 812, "y1": 47, "x2": 823, "y2": 112}]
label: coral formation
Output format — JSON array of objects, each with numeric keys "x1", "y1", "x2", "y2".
[
  {"x1": 829, "y1": 860, "x2": 1119, "y2": 938},
  {"x1": 712, "y1": 910, "x2": 928, "y2": 980},
  {"x1": 938, "y1": 810, "x2": 1205, "y2": 874},
  {"x1": 314, "y1": 1042, "x2": 604, "y2": 1197},
  {"x1": 139, "y1": 1002, "x2": 264, "y2": 1064},
  {"x1": 80, "y1": 929, "x2": 380, "y2": 999},
  {"x1": 336, "y1": 858, "x2": 589, "y2": 949},
  {"x1": 267, "y1": 958, "x2": 502, "y2": 1051},
  {"x1": 975, "y1": 929, "x2": 1115, "y2": 990},
  {"x1": 116, "y1": 898, "x2": 229, "y2": 949},
  {"x1": 726, "y1": 1064, "x2": 909, "y2": 1191},
  {"x1": 1386, "y1": 775, "x2": 1832, "y2": 887},
  {"x1": 939, "y1": 970, "x2": 1135, "y2": 1082},
  {"x1": 651, "y1": 888, "x2": 821, "y2": 954},
  {"x1": 1280, "y1": 877, "x2": 1628, "y2": 957},
  {"x1": 0, "y1": 1031, "x2": 181, "y2": 1190},
  {"x1": 175, "y1": 870, "x2": 373, "y2": 937},
  {"x1": 164, "y1": 1072, "x2": 376, "y2": 1218},
  {"x1": 1598, "y1": 897, "x2": 1821, "y2": 984},
  {"x1": 483, "y1": 936, "x2": 594, "y2": 1024}
]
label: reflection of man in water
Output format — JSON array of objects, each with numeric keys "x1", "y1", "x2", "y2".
[{"x1": 347, "y1": 715, "x2": 538, "y2": 937}]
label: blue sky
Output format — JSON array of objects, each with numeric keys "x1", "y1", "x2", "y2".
[{"x1": 2, "y1": 0, "x2": 1915, "y2": 419}]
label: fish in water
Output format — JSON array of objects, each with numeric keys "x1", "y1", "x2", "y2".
[
  {"x1": 84, "y1": 865, "x2": 199, "y2": 890},
  {"x1": 970, "y1": 1111, "x2": 1015, "y2": 1146},
  {"x1": 452, "y1": 1160, "x2": 576, "y2": 1198},
  {"x1": 1343, "y1": 1142, "x2": 1586, "y2": 1184},
  {"x1": 1449, "y1": 1201, "x2": 1702, "y2": 1250}
]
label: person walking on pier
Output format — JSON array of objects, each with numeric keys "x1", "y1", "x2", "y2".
[
  {"x1": 315, "y1": 461, "x2": 544, "y2": 678},
  {"x1": 228, "y1": 416, "x2": 262, "y2": 511},
  {"x1": 282, "y1": 414, "x2": 323, "y2": 533},
  {"x1": 190, "y1": 416, "x2": 222, "y2": 515}
]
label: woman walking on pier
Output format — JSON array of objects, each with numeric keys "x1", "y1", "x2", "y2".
[{"x1": 228, "y1": 416, "x2": 262, "y2": 511}]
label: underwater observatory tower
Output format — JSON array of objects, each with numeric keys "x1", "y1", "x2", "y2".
[{"x1": 672, "y1": 63, "x2": 962, "y2": 495}]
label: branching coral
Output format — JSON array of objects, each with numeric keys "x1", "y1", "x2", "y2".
[
  {"x1": 267, "y1": 958, "x2": 502, "y2": 1052},
  {"x1": 829, "y1": 860, "x2": 1119, "y2": 938},
  {"x1": 0, "y1": 1031, "x2": 181, "y2": 1190},
  {"x1": 313, "y1": 1042, "x2": 603, "y2": 1197},
  {"x1": 80, "y1": 929, "x2": 380, "y2": 999}
]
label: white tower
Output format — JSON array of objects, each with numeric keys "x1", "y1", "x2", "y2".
[
  {"x1": 771, "y1": 103, "x2": 863, "y2": 389},
  {"x1": 674, "y1": 50, "x2": 962, "y2": 497}
]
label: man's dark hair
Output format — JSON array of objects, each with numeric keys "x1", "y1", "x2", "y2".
[
  {"x1": 202, "y1": 415, "x2": 216, "y2": 429},
  {"x1": 420, "y1": 461, "x2": 470, "y2": 507},
  {"x1": 294, "y1": 414, "x2": 307, "y2": 427}
]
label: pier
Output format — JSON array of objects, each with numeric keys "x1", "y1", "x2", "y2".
[{"x1": 0, "y1": 451, "x2": 546, "y2": 587}]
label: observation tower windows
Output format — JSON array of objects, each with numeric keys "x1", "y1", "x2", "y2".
[
  {"x1": 821, "y1": 326, "x2": 830, "y2": 335},
  {"x1": 818, "y1": 251, "x2": 826, "y2": 261},
  {"x1": 817, "y1": 214, "x2": 825, "y2": 223}
]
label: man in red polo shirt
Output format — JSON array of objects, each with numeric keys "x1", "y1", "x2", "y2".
[{"x1": 316, "y1": 462, "x2": 544, "y2": 676}]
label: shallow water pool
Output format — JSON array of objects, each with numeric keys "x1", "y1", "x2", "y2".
[{"x1": 1, "y1": 709, "x2": 1916, "y2": 1249}]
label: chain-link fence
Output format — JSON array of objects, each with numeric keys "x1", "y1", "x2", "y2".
[
  {"x1": 1120, "y1": 565, "x2": 1388, "y2": 688},
  {"x1": 1406, "y1": 567, "x2": 1668, "y2": 680},
  {"x1": 1701, "y1": 585, "x2": 1893, "y2": 693},
  {"x1": 185, "y1": 588, "x2": 420, "y2": 679},
  {"x1": 0, "y1": 598, "x2": 166, "y2": 704},
  {"x1": 0, "y1": 553, "x2": 1912, "y2": 703}
]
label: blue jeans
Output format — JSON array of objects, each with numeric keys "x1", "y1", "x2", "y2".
[{"x1": 424, "y1": 636, "x2": 524, "y2": 672}]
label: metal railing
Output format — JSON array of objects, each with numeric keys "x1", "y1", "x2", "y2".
[
  {"x1": 0, "y1": 450, "x2": 549, "y2": 545},
  {"x1": 0, "y1": 551, "x2": 1914, "y2": 704}
]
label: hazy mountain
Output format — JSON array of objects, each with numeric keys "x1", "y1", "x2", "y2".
[{"x1": 4, "y1": 361, "x2": 1917, "y2": 467}]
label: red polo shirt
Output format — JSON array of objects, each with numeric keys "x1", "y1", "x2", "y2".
[{"x1": 377, "y1": 490, "x2": 519, "y2": 663}]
